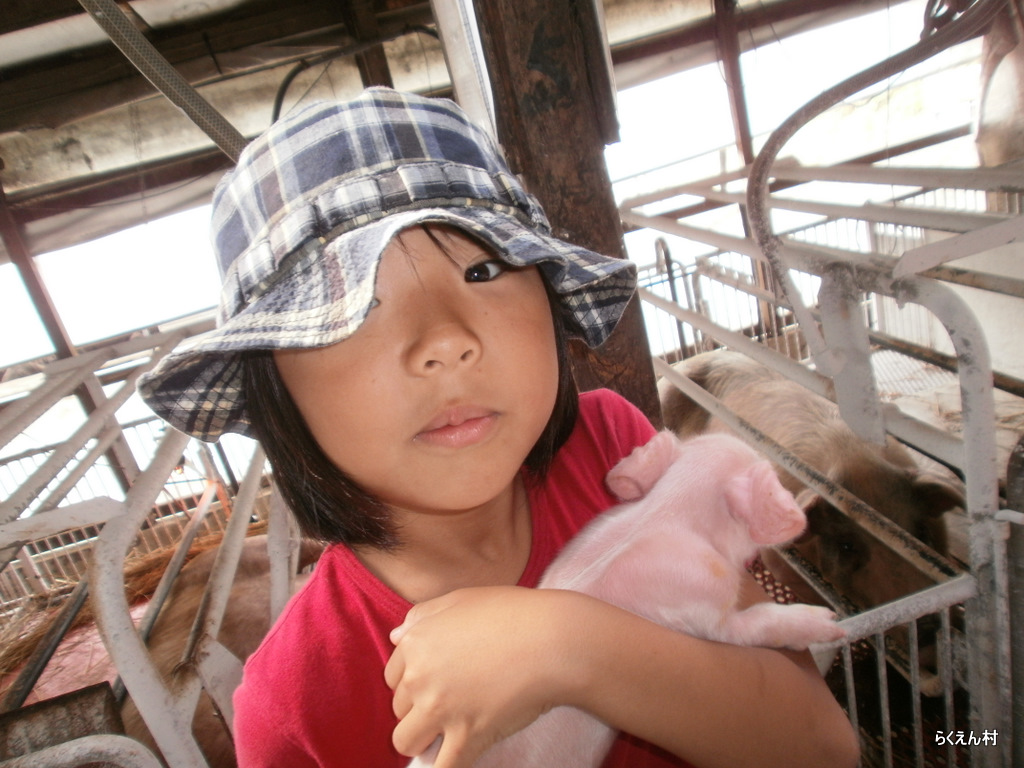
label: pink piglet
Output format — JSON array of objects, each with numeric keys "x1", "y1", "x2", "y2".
[{"x1": 405, "y1": 431, "x2": 845, "y2": 768}]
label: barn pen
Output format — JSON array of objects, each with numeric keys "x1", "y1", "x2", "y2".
[
  {"x1": 0, "y1": 328, "x2": 292, "y2": 765},
  {"x1": 622, "y1": 2, "x2": 1024, "y2": 766}
]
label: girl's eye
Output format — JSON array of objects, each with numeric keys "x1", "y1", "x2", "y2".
[{"x1": 464, "y1": 260, "x2": 507, "y2": 283}]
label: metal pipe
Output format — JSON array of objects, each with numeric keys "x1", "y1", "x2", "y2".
[
  {"x1": 0, "y1": 734, "x2": 164, "y2": 768},
  {"x1": 876, "y1": 631, "x2": 894, "y2": 768},
  {"x1": 908, "y1": 619, "x2": 924, "y2": 768},
  {"x1": 885, "y1": 278, "x2": 1007, "y2": 757},
  {"x1": 267, "y1": 484, "x2": 294, "y2": 623},
  {"x1": 625, "y1": 203, "x2": 1024, "y2": 304},
  {"x1": 33, "y1": 422, "x2": 125, "y2": 513},
  {"x1": 77, "y1": 0, "x2": 248, "y2": 162},
  {"x1": 744, "y1": 0, "x2": 1007, "y2": 376},
  {"x1": 175, "y1": 446, "x2": 266, "y2": 720},
  {"x1": 656, "y1": 239, "x2": 688, "y2": 354},
  {"x1": 667, "y1": 179, "x2": 1008, "y2": 234},
  {"x1": 895, "y1": 214, "x2": 1024, "y2": 277},
  {"x1": 939, "y1": 608, "x2": 957, "y2": 766},
  {"x1": 812, "y1": 574, "x2": 976, "y2": 652},
  {"x1": 112, "y1": 479, "x2": 220, "y2": 704},
  {"x1": 0, "y1": 353, "x2": 106, "y2": 443},
  {"x1": 769, "y1": 163, "x2": 1024, "y2": 192},
  {"x1": 1007, "y1": 435, "x2": 1024, "y2": 768},
  {"x1": 91, "y1": 427, "x2": 208, "y2": 768},
  {"x1": 0, "y1": 576, "x2": 90, "y2": 712},
  {"x1": 841, "y1": 643, "x2": 859, "y2": 736}
]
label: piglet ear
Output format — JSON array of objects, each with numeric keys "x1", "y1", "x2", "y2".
[
  {"x1": 724, "y1": 460, "x2": 807, "y2": 545},
  {"x1": 606, "y1": 431, "x2": 679, "y2": 501}
]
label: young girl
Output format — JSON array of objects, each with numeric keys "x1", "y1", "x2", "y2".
[{"x1": 139, "y1": 88, "x2": 858, "y2": 768}]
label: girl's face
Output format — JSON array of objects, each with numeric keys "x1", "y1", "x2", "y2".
[{"x1": 274, "y1": 225, "x2": 559, "y2": 517}]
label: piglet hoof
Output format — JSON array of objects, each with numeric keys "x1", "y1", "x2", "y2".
[{"x1": 775, "y1": 604, "x2": 846, "y2": 650}]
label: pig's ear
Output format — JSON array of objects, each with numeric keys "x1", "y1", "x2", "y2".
[
  {"x1": 725, "y1": 460, "x2": 807, "y2": 545},
  {"x1": 606, "y1": 431, "x2": 679, "y2": 501},
  {"x1": 911, "y1": 471, "x2": 965, "y2": 516},
  {"x1": 794, "y1": 489, "x2": 826, "y2": 542}
]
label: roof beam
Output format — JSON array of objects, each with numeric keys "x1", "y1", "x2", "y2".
[{"x1": 0, "y1": 180, "x2": 76, "y2": 360}]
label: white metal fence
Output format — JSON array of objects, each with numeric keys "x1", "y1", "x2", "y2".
[
  {"x1": 624, "y1": 120, "x2": 1023, "y2": 768},
  {"x1": 0, "y1": 321, "x2": 303, "y2": 767}
]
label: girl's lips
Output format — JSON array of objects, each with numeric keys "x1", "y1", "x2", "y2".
[{"x1": 415, "y1": 407, "x2": 498, "y2": 449}]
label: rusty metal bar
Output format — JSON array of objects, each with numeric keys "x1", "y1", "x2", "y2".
[
  {"x1": 0, "y1": 734, "x2": 163, "y2": 768},
  {"x1": 0, "y1": 577, "x2": 90, "y2": 713},
  {"x1": 1009, "y1": 435, "x2": 1024, "y2": 768},
  {"x1": 876, "y1": 631, "x2": 894, "y2": 768},
  {"x1": 172, "y1": 447, "x2": 265, "y2": 728},
  {"x1": 111, "y1": 479, "x2": 219, "y2": 704},
  {"x1": 77, "y1": 0, "x2": 247, "y2": 162},
  {"x1": 812, "y1": 574, "x2": 976, "y2": 653}
]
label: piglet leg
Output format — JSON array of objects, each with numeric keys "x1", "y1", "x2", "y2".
[{"x1": 714, "y1": 602, "x2": 845, "y2": 650}]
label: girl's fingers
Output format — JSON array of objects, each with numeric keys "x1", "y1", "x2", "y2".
[
  {"x1": 391, "y1": 590, "x2": 464, "y2": 645},
  {"x1": 383, "y1": 646, "x2": 405, "y2": 690},
  {"x1": 433, "y1": 730, "x2": 489, "y2": 768},
  {"x1": 390, "y1": 685, "x2": 412, "y2": 719},
  {"x1": 392, "y1": 707, "x2": 445, "y2": 759}
]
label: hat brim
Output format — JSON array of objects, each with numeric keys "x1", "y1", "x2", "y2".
[{"x1": 138, "y1": 206, "x2": 635, "y2": 441}]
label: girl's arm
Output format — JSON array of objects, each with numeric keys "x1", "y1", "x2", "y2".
[{"x1": 385, "y1": 585, "x2": 860, "y2": 768}]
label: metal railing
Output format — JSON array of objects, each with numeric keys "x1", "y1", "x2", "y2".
[
  {"x1": 623, "y1": 46, "x2": 1022, "y2": 766},
  {"x1": 0, "y1": 324, "x2": 303, "y2": 766}
]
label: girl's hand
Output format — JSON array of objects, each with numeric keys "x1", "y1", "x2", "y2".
[{"x1": 384, "y1": 586, "x2": 584, "y2": 768}]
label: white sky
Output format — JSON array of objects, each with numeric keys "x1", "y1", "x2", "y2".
[
  {"x1": 1, "y1": 205, "x2": 220, "y2": 366},
  {"x1": 0, "y1": 0, "x2": 978, "y2": 369}
]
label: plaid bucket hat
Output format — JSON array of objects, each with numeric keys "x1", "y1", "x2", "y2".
[{"x1": 138, "y1": 87, "x2": 636, "y2": 441}]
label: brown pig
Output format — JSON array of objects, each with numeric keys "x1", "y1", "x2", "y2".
[{"x1": 659, "y1": 350, "x2": 964, "y2": 611}]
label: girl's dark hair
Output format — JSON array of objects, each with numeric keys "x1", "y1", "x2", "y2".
[{"x1": 240, "y1": 276, "x2": 579, "y2": 550}]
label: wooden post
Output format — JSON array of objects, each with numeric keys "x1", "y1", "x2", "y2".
[
  {"x1": 342, "y1": 0, "x2": 395, "y2": 88},
  {"x1": 473, "y1": 0, "x2": 661, "y2": 425}
]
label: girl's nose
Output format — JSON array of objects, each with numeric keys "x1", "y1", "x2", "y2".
[{"x1": 406, "y1": 314, "x2": 482, "y2": 375}]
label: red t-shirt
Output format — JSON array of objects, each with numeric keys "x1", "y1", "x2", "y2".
[{"x1": 233, "y1": 389, "x2": 686, "y2": 767}]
